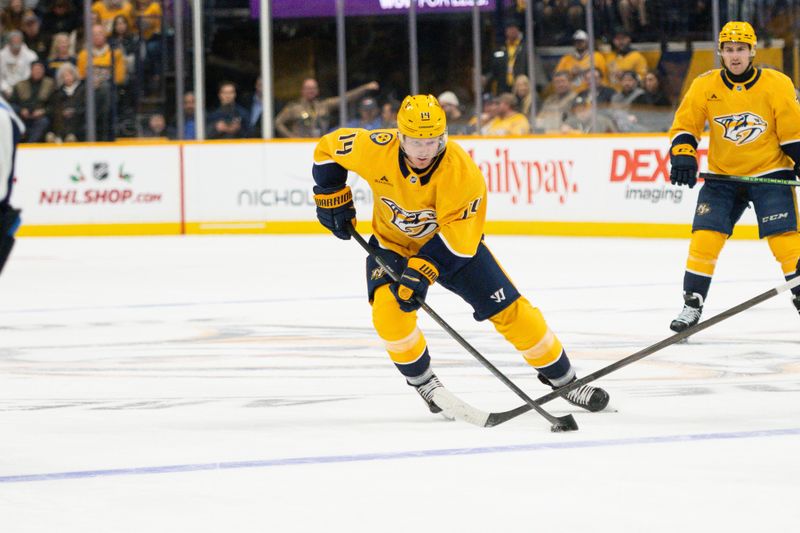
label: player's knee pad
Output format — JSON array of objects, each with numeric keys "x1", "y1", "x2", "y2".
[
  {"x1": 686, "y1": 230, "x2": 726, "y2": 277},
  {"x1": 767, "y1": 232, "x2": 800, "y2": 275},
  {"x1": 0, "y1": 205, "x2": 21, "y2": 276},
  {"x1": 371, "y1": 284, "x2": 427, "y2": 363},
  {"x1": 488, "y1": 296, "x2": 564, "y2": 368}
]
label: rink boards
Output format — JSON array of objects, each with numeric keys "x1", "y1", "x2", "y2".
[{"x1": 13, "y1": 134, "x2": 761, "y2": 239}]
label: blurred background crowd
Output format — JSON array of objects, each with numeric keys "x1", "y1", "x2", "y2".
[{"x1": 2, "y1": 0, "x2": 799, "y2": 142}]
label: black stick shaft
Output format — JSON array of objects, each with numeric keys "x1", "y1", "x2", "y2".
[
  {"x1": 487, "y1": 276, "x2": 800, "y2": 426},
  {"x1": 347, "y1": 226, "x2": 575, "y2": 429},
  {"x1": 700, "y1": 172, "x2": 800, "y2": 187}
]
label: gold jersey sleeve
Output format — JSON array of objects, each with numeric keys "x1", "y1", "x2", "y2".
[
  {"x1": 669, "y1": 68, "x2": 800, "y2": 176},
  {"x1": 313, "y1": 128, "x2": 486, "y2": 259}
]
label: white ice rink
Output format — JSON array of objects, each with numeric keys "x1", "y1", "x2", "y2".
[{"x1": 1, "y1": 234, "x2": 798, "y2": 532}]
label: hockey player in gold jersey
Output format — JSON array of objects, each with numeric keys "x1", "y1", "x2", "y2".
[
  {"x1": 668, "y1": 21, "x2": 800, "y2": 331},
  {"x1": 312, "y1": 94, "x2": 609, "y2": 416}
]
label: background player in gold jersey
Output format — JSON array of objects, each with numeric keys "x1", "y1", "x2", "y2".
[
  {"x1": 668, "y1": 21, "x2": 800, "y2": 331},
  {"x1": 312, "y1": 94, "x2": 609, "y2": 417}
]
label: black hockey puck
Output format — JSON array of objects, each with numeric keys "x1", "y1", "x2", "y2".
[{"x1": 550, "y1": 414, "x2": 579, "y2": 432}]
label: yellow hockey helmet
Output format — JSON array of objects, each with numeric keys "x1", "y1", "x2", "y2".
[
  {"x1": 718, "y1": 21, "x2": 757, "y2": 50},
  {"x1": 397, "y1": 94, "x2": 447, "y2": 138}
]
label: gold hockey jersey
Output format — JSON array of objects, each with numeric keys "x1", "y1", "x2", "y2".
[
  {"x1": 669, "y1": 68, "x2": 800, "y2": 176},
  {"x1": 313, "y1": 128, "x2": 486, "y2": 259}
]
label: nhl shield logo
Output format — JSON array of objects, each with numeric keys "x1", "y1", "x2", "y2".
[
  {"x1": 93, "y1": 162, "x2": 109, "y2": 181},
  {"x1": 713, "y1": 112, "x2": 767, "y2": 145}
]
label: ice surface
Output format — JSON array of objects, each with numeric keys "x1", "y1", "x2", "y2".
[{"x1": 1, "y1": 234, "x2": 798, "y2": 532}]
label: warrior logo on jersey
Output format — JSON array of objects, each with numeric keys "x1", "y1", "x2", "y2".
[
  {"x1": 381, "y1": 197, "x2": 438, "y2": 239},
  {"x1": 370, "y1": 132, "x2": 393, "y2": 145},
  {"x1": 713, "y1": 112, "x2": 767, "y2": 145}
]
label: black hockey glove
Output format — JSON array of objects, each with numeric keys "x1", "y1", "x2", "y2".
[
  {"x1": 313, "y1": 185, "x2": 356, "y2": 240},
  {"x1": 669, "y1": 144, "x2": 698, "y2": 188},
  {"x1": 390, "y1": 256, "x2": 439, "y2": 313}
]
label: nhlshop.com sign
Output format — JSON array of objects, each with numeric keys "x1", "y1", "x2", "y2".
[{"x1": 15, "y1": 145, "x2": 181, "y2": 224}]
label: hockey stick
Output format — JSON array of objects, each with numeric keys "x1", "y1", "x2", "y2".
[
  {"x1": 700, "y1": 172, "x2": 800, "y2": 187},
  {"x1": 485, "y1": 275, "x2": 800, "y2": 427},
  {"x1": 347, "y1": 225, "x2": 578, "y2": 432}
]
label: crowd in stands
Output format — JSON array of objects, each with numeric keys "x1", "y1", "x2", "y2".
[
  {"x1": 0, "y1": 2, "x2": 787, "y2": 142},
  {"x1": 1, "y1": 0, "x2": 163, "y2": 142}
]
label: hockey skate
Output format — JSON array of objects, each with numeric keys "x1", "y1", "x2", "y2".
[
  {"x1": 670, "y1": 292, "x2": 703, "y2": 333},
  {"x1": 793, "y1": 294, "x2": 800, "y2": 316},
  {"x1": 409, "y1": 373, "x2": 446, "y2": 414},
  {"x1": 538, "y1": 374, "x2": 610, "y2": 412}
]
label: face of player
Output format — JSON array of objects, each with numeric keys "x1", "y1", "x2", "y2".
[
  {"x1": 720, "y1": 42, "x2": 752, "y2": 76},
  {"x1": 402, "y1": 136, "x2": 442, "y2": 169}
]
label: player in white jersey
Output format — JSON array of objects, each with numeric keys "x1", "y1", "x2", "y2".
[{"x1": 0, "y1": 95, "x2": 24, "y2": 276}]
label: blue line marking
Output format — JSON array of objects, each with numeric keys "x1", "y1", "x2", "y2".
[{"x1": 3, "y1": 427, "x2": 798, "y2": 484}]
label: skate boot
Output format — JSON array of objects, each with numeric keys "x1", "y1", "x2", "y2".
[
  {"x1": 670, "y1": 292, "x2": 704, "y2": 333},
  {"x1": 409, "y1": 373, "x2": 445, "y2": 414},
  {"x1": 538, "y1": 374, "x2": 610, "y2": 412},
  {"x1": 793, "y1": 294, "x2": 800, "y2": 316}
]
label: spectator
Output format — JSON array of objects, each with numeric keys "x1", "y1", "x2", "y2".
[
  {"x1": 134, "y1": 0, "x2": 162, "y2": 40},
  {"x1": 609, "y1": 70, "x2": 645, "y2": 132},
  {"x1": 553, "y1": 30, "x2": 608, "y2": 94},
  {"x1": 561, "y1": 96, "x2": 618, "y2": 134},
  {"x1": 633, "y1": 70, "x2": 671, "y2": 107},
  {"x1": 379, "y1": 100, "x2": 398, "y2": 129},
  {"x1": 476, "y1": 93, "x2": 499, "y2": 134},
  {"x1": 246, "y1": 76, "x2": 263, "y2": 136},
  {"x1": 41, "y1": 0, "x2": 81, "y2": 43},
  {"x1": 607, "y1": 29, "x2": 648, "y2": 91},
  {"x1": 535, "y1": 70, "x2": 576, "y2": 132},
  {"x1": 207, "y1": 81, "x2": 249, "y2": 139},
  {"x1": 577, "y1": 67, "x2": 616, "y2": 105},
  {"x1": 512, "y1": 74, "x2": 538, "y2": 118},
  {"x1": 345, "y1": 96, "x2": 382, "y2": 130},
  {"x1": 485, "y1": 92, "x2": 530, "y2": 136},
  {"x1": 91, "y1": 0, "x2": 134, "y2": 36},
  {"x1": 0, "y1": 0, "x2": 25, "y2": 36},
  {"x1": 133, "y1": 0, "x2": 162, "y2": 91},
  {"x1": 486, "y1": 16, "x2": 548, "y2": 95},
  {"x1": 535, "y1": 0, "x2": 584, "y2": 45},
  {"x1": 47, "y1": 62, "x2": 85, "y2": 143},
  {"x1": 181, "y1": 90, "x2": 195, "y2": 139},
  {"x1": 109, "y1": 14, "x2": 137, "y2": 74},
  {"x1": 0, "y1": 30, "x2": 38, "y2": 98},
  {"x1": 618, "y1": 0, "x2": 648, "y2": 36},
  {"x1": 21, "y1": 10, "x2": 48, "y2": 59},
  {"x1": 76, "y1": 24, "x2": 126, "y2": 140},
  {"x1": 436, "y1": 90, "x2": 471, "y2": 135},
  {"x1": 141, "y1": 112, "x2": 173, "y2": 138},
  {"x1": 10, "y1": 60, "x2": 55, "y2": 142},
  {"x1": 46, "y1": 32, "x2": 76, "y2": 78},
  {"x1": 274, "y1": 77, "x2": 379, "y2": 138},
  {"x1": 610, "y1": 70, "x2": 645, "y2": 107}
]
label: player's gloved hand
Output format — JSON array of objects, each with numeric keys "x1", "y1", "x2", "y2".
[
  {"x1": 669, "y1": 144, "x2": 698, "y2": 188},
  {"x1": 313, "y1": 185, "x2": 356, "y2": 240},
  {"x1": 390, "y1": 256, "x2": 439, "y2": 312}
]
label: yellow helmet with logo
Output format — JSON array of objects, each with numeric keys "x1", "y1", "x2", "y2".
[
  {"x1": 397, "y1": 94, "x2": 447, "y2": 138},
  {"x1": 719, "y1": 21, "x2": 757, "y2": 49}
]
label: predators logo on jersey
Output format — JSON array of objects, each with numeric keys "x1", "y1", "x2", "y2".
[
  {"x1": 370, "y1": 132, "x2": 393, "y2": 145},
  {"x1": 713, "y1": 112, "x2": 767, "y2": 145},
  {"x1": 381, "y1": 197, "x2": 438, "y2": 239}
]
